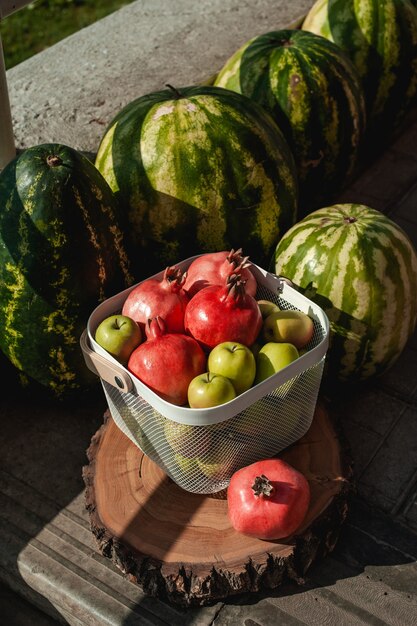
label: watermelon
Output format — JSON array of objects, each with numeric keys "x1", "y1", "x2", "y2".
[
  {"x1": 214, "y1": 29, "x2": 366, "y2": 214},
  {"x1": 0, "y1": 144, "x2": 134, "y2": 396},
  {"x1": 273, "y1": 203, "x2": 417, "y2": 384},
  {"x1": 302, "y1": 0, "x2": 417, "y2": 143},
  {"x1": 95, "y1": 84, "x2": 298, "y2": 276}
]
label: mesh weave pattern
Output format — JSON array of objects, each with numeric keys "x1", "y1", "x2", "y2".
[{"x1": 101, "y1": 281, "x2": 327, "y2": 494}]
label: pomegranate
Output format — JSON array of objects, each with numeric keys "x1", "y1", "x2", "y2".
[
  {"x1": 227, "y1": 458, "x2": 311, "y2": 540},
  {"x1": 122, "y1": 266, "x2": 189, "y2": 333},
  {"x1": 128, "y1": 316, "x2": 206, "y2": 406},
  {"x1": 184, "y1": 274, "x2": 262, "y2": 351},
  {"x1": 184, "y1": 249, "x2": 257, "y2": 298}
]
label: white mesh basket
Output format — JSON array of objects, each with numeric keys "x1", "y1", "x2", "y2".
[{"x1": 81, "y1": 256, "x2": 329, "y2": 494}]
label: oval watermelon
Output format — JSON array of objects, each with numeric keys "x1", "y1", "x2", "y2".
[
  {"x1": 95, "y1": 84, "x2": 298, "y2": 276},
  {"x1": 214, "y1": 29, "x2": 366, "y2": 213},
  {"x1": 0, "y1": 144, "x2": 134, "y2": 396},
  {"x1": 273, "y1": 203, "x2": 417, "y2": 384},
  {"x1": 302, "y1": 0, "x2": 417, "y2": 143}
]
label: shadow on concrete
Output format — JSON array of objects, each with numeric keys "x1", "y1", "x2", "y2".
[{"x1": 0, "y1": 356, "x2": 106, "y2": 624}]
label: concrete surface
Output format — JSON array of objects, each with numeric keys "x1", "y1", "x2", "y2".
[
  {"x1": 5, "y1": 0, "x2": 312, "y2": 156},
  {"x1": 1, "y1": 0, "x2": 417, "y2": 624}
]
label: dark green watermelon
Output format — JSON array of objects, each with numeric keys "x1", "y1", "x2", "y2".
[
  {"x1": 214, "y1": 29, "x2": 366, "y2": 213},
  {"x1": 302, "y1": 0, "x2": 417, "y2": 145},
  {"x1": 0, "y1": 144, "x2": 134, "y2": 396}
]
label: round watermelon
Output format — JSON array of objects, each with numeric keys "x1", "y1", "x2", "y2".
[
  {"x1": 302, "y1": 0, "x2": 417, "y2": 143},
  {"x1": 0, "y1": 144, "x2": 134, "y2": 396},
  {"x1": 95, "y1": 84, "x2": 298, "y2": 276},
  {"x1": 214, "y1": 29, "x2": 366, "y2": 213},
  {"x1": 273, "y1": 203, "x2": 417, "y2": 384}
]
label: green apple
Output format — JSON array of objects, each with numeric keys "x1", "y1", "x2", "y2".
[
  {"x1": 207, "y1": 341, "x2": 256, "y2": 395},
  {"x1": 257, "y1": 299, "x2": 280, "y2": 320},
  {"x1": 95, "y1": 314, "x2": 142, "y2": 365},
  {"x1": 173, "y1": 452, "x2": 200, "y2": 476},
  {"x1": 196, "y1": 440, "x2": 237, "y2": 480},
  {"x1": 163, "y1": 420, "x2": 212, "y2": 458},
  {"x1": 187, "y1": 372, "x2": 236, "y2": 408},
  {"x1": 262, "y1": 310, "x2": 314, "y2": 349},
  {"x1": 254, "y1": 342, "x2": 299, "y2": 384}
]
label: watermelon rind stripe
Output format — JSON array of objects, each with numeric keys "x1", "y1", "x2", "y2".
[{"x1": 95, "y1": 85, "x2": 298, "y2": 275}]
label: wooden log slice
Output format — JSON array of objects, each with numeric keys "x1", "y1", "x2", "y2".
[{"x1": 83, "y1": 400, "x2": 351, "y2": 607}]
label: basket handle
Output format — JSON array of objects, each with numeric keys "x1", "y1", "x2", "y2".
[{"x1": 80, "y1": 329, "x2": 133, "y2": 393}]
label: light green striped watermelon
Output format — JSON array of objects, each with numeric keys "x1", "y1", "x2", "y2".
[
  {"x1": 302, "y1": 0, "x2": 417, "y2": 142},
  {"x1": 95, "y1": 84, "x2": 298, "y2": 276},
  {"x1": 0, "y1": 144, "x2": 133, "y2": 396},
  {"x1": 273, "y1": 203, "x2": 417, "y2": 384},
  {"x1": 214, "y1": 29, "x2": 366, "y2": 214}
]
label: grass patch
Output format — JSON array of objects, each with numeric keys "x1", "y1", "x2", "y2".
[{"x1": 1, "y1": 0, "x2": 135, "y2": 69}]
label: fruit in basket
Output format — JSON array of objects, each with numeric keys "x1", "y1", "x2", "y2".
[
  {"x1": 214, "y1": 28, "x2": 366, "y2": 212},
  {"x1": 95, "y1": 314, "x2": 142, "y2": 365},
  {"x1": 0, "y1": 143, "x2": 134, "y2": 396},
  {"x1": 184, "y1": 249, "x2": 257, "y2": 298},
  {"x1": 173, "y1": 452, "x2": 200, "y2": 477},
  {"x1": 95, "y1": 84, "x2": 298, "y2": 275},
  {"x1": 128, "y1": 316, "x2": 206, "y2": 405},
  {"x1": 254, "y1": 342, "x2": 299, "y2": 385},
  {"x1": 232, "y1": 404, "x2": 263, "y2": 439},
  {"x1": 122, "y1": 265, "x2": 189, "y2": 333},
  {"x1": 227, "y1": 458, "x2": 310, "y2": 540},
  {"x1": 207, "y1": 341, "x2": 256, "y2": 395},
  {"x1": 196, "y1": 440, "x2": 238, "y2": 480},
  {"x1": 302, "y1": 0, "x2": 417, "y2": 142},
  {"x1": 273, "y1": 203, "x2": 417, "y2": 384},
  {"x1": 262, "y1": 310, "x2": 314, "y2": 349},
  {"x1": 188, "y1": 372, "x2": 236, "y2": 408},
  {"x1": 257, "y1": 299, "x2": 280, "y2": 320},
  {"x1": 233, "y1": 388, "x2": 309, "y2": 446},
  {"x1": 164, "y1": 421, "x2": 212, "y2": 458},
  {"x1": 184, "y1": 274, "x2": 263, "y2": 350}
]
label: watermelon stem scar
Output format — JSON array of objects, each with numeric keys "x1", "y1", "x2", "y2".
[
  {"x1": 165, "y1": 84, "x2": 182, "y2": 99},
  {"x1": 46, "y1": 155, "x2": 63, "y2": 167}
]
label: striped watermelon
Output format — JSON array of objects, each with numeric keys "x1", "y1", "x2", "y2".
[
  {"x1": 0, "y1": 144, "x2": 133, "y2": 396},
  {"x1": 273, "y1": 203, "x2": 417, "y2": 384},
  {"x1": 302, "y1": 0, "x2": 417, "y2": 142},
  {"x1": 214, "y1": 29, "x2": 366, "y2": 214},
  {"x1": 95, "y1": 84, "x2": 298, "y2": 276}
]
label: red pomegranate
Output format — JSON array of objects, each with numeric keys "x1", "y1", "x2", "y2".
[
  {"x1": 184, "y1": 273, "x2": 262, "y2": 350},
  {"x1": 184, "y1": 249, "x2": 257, "y2": 298},
  {"x1": 128, "y1": 316, "x2": 206, "y2": 405},
  {"x1": 122, "y1": 266, "x2": 189, "y2": 333}
]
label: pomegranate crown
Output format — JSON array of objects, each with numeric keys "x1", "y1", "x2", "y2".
[
  {"x1": 163, "y1": 266, "x2": 187, "y2": 291},
  {"x1": 224, "y1": 273, "x2": 248, "y2": 301},
  {"x1": 227, "y1": 248, "x2": 252, "y2": 273},
  {"x1": 145, "y1": 315, "x2": 167, "y2": 339}
]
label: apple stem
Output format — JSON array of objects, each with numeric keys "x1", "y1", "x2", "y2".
[{"x1": 252, "y1": 474, "x2": 274, "y2": 497}]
